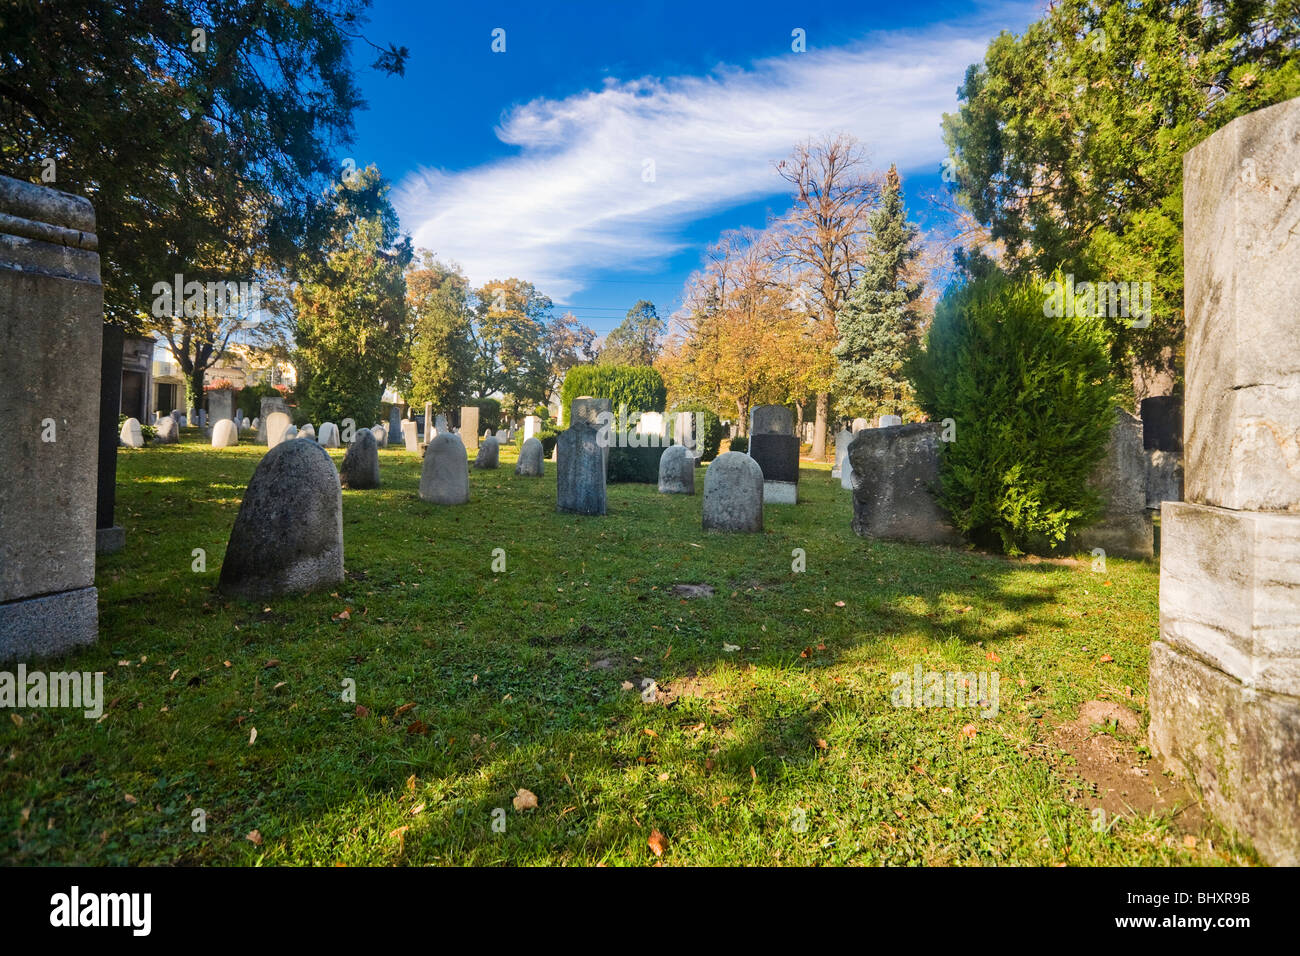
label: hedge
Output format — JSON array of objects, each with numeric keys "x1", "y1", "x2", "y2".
[{"x1": 559, "y1": 365, "x2": 666, "y2": 425}]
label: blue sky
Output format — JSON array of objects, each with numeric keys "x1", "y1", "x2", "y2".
[{"x1": 348, "y1": 0, "x2": 1042, "y2": 336}]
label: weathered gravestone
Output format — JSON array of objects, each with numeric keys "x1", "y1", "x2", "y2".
[
  {"x1": 318, "y1": 422, "x2": 340, "y2": 448},
  {"x1": 833, "y1": 427, "x2": 852, "y2": 482},
  {"x1": 368, "y1": 424, "x2": 385, "y2": 448},
  {"x1": 298, "y1": 423, "x2": 316, "y2": 442},
  {"x1": 851, "y1": 417, "x2": 869, "y2": 433},
  {"x1": 849, "y1": 423, "x2": 962, "y2": 546},
  {"x1": 419, "y1": 432, "x2": 470, "y2": 505},
  {"x1": 702, "y1": 451, "x2": 763, "y2": 532},
  {"x1": 211, "y1": 418, "x2": 239, "y2": 448},
  {"x1": 747, "y1": 405, "x2": 799, "y2": 504},
  {"x1": 1148, "y1": 97, "x2": 1300, "y2": 866},
  {"x1": 217, "y1": 439, "x2": 344, "y2": 599},
  {"x1": 339, "y1": 427, "x2": 380, "y2": 489},
  {"x1": 266, "y1": 411, "x2": 292, "y2": 449},
  {"x1": 878, "y1": 414, "x2": 903, "y2": 427},
  {"x1": 523, "y1": 415, "x2": 542, "y2": 442},
  {"x1": 474, "y1": 436, "x2": 500, "y2": 469},
  {"x1": 249, "y1": 415, "x2": 259, "y2": 433},
  {"x1": 515, "y1": 436, "x2": 544, "y2": 476},
  {"x1": 257, "y1": 397, "x2": 289, "y2": 444},
  {"x1": 119, "y1": 417, "x2": 143, "y2": 448},
  {"x1": 402, "y1": 420, "x2": 419, "y2": 453},
  {"x1": 460, "y1": 406, "x2": 480, "y2": 453},
  {"x1": 389, "y1": 407, "x2": 402, "y2": 445},
  {"x1": 1075, "y1": 408, "x2": 1153, "y2": 559},
  {"x1": 557, "y1": 397, "x2": 609, "y2": 516},
  {"x1": 154, "y1": 415, "x2": 179, "y2": 444},
  {"x1": 657, "y1": 444, "x2": 695, "y2": 494},
  {"x1": 0, "y1": 175, "x2": 101, "y2": 661},
  {"x1": 209, "y1": 389, "x2": 235, "y2": 424}
]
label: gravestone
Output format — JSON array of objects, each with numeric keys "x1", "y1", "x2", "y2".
[
  {"x1": 419, "y1": 432, "x2": 470, "y2": 505},
  {"x1": 747, "y1": 404, "x2": 799, "y2": 504},
  {"x1": 523, "y1": 415, "x2": 542, "y2": 442},
  {"x1": 848, "y1": 423, "x2": 962, "y2": 545},
  {"x1": 851, "y1": 417, "x2": 869, "y2": 433},
  {"x1": 1140, "y1": 395, "x2": 1182, "y2": 452},
  {"x1": 249, "y1": 416, "x2": 259, "y2": 432},
  {"x1": 283, "y1": 425, "x2": 298, "y2": 441},
  {"x1": 515, "y1": 436, "x2": 544, "y2": 476},
  {"x1": 211, "y1": 418, "x2": 238, "y2": 448},
  {"x1": 673, "y1": 411, "x2": 699, "y2": 459},
  {"x1": 424, "y1": 402, "x2": 434, "y2": 441},
  {"x1": 832, "y1": 427, "x2": 852, "y2": 481},
  {"x1": 389, "y1": 407, "x2": 402, "y2": 446},
  {"x1": 266, "y1": 411, "x2": 292, "y2": 449},
  {"x1": 339, "y1": 428, "x2": 380, "y2": 489},
  {"x1": 460, "y1": 406, "x2": 480, "y2": 452},
  {"x1": 318, "y1": 422, "x2": 340, "y2": 448},
  {"x1": 369, "y1": 424, "x2": 386, "y2": 448},
  {"x1": 657, "y1": 444, "x2": 695, "y2": 494},
  {"x1": 435, "y1": 412, "x2": 449, "y2": 433},
  {"x1": 209, "y1": 389, "x2": 234, "y2": 424},
  {"x1": 298, "y1": 423, "x2": 315, "y2": 442},
  {"x1": 878, "y1": 414, "x2": 903, "y2": 427},
  {"x1": 474, "y1": 436, "x2": 500, "y2": 469},
  {"x1": 0, "y1": 175, "x2": 101, "y2": 660},
  {"x1": 119, "y1": 417, "x2": 143, "y2": 448},
  {"x1": 1146, "y1": 450, "x2": 1184, "y2": 510},
  {"x1": 217, "y1": 439, "x2": 343, "y2": 599},
  {"x1": 155, "y1": 415, "x2": 179, "y2": 444},
  {"x1": 1075, "y1": 408, "x2": 1153, "y2": 559},
  {"x1": 235, "y1": 407, "x2": 244, "y2": 426},
  {"x1": 557, "y1": 397, "x2": 609, "y2": 516},
  {"x1": 257, "y1": 396, "x2": 289, "y2": 444},
  {"x1": 702, "y1": 451, "x2": 763, "y2": 532},
  {"x1": 1148, "y1": 97, "x2": 1300, "y2": 866},
  {"x1": 402, "y1": 419, "x2": 419, "y2": 453}
]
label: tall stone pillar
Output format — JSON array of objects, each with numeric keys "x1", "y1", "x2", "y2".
[
  {"x1": 1148, "y1": 96, "x2": 1300, "y2": 865},
  {"x1": 0, "y1": 175, "x2": 102, "y2": 661}
]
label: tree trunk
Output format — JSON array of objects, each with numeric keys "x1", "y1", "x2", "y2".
[{"x1": 811, "y1": 391, "x2": 828, "y2": 459}]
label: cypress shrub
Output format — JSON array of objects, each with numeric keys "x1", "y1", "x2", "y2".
[
  {"x1": 560, "y1": 365, "x2": 666, "y2": 423},
  {"x1": 607, "y1": 439, "x2": 666, "y2": 483},
  {"x1": 907, "y1": 272, "x2": 1117, "y2": 555}
]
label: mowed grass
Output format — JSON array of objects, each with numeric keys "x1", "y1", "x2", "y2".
[{"x1": 1, "y1": 429, "x2": 1256, "y2": 866}]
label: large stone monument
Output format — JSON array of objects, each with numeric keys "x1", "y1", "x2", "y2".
[
  {"x1": 557, "y1": 397, "x2": 608, "y2": 516},
  {"x1": 747, "y1": 405, "x2": 799, "y2": 504},
  {"x1": 848, "y1": 423, "x2": 962, "y2": 546},
  {"x1": 0, "y1": 176, "x2": 102, "y2": 660},
  {"x1": 1148, "y1": 97, "x2": 1300, "y2": 866}
]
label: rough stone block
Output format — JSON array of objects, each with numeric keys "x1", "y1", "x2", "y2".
[
  {"x1": 848, "y1": 423, "x2": 961, "y2": 546},
  {"x1": 702, "y1": 452, "x2": 763, "y2": 532}
]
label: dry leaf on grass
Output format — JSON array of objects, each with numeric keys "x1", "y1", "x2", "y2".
[
  {"x1": 961, "y1": 724, "x2": 978, "y2": 738},
  {"x1": 355, "y1": 705, "x2": 370, "y2": 717},
  {"x1": 513, "y1": 788, "x2": 538, "y2": 812},
  {"x1": 246, "y1": 829, "x2": 263, "y2": 846},
  {"x1": 648, "y1": 829, "x2": 667, "y2": 857}
]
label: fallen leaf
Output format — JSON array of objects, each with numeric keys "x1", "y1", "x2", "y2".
[
  {"x1": 513, "y1": 788, "x2": 538, "y2": 812},
  {"x1": 246, "y1": 829, "x2": 263, "y2": 845},
  {"x1": 961, "y1": 724, "x2": 978, "y2": 738},
  {"x1": 1183, "y1": 834, "x2": 1197, "y2": 849},
  {"x1": 1100, "y1": 654, "x2": 1114, "y2": 663},
  {"x1": 273, "y1": 682, "x2": 286, "y2": 691},
  {"x1": 815, "y1": 739, "x2": 829, "y2": 750},
  {"x1": 123, "y1": 793, "x2": 137, "y2": 805},
  {"x1": 248, "y1": 727, "x2": 257, "y2": 745},
  {"x1": 722, "y1": 642, "x2": 739, "y2": 652},
  {"x1": 834, "y1": 600, "x2": 846, "y2": 608},
  {"x1": 406, "y1": 720, "x2": 429, "y2": 735},
  {"x1": 657, "y1": 772, "x2": 669, "y2": 782},
  {"x1": 800, "y1": 647, "x2": 812, "y2": 659},
  {"x1": 332, "y1": 608, "x2": 351, "y2": 622},
  {"x1": 355, "y1": 705, "x2": 370, "y2": 717},
  {"x1": 410, "y1": 803, "x2": 425, "y2": 816},
  {"x1": 643, "y1": 728, "x2": 658, "y2": 738},
  {"x1": 9, "y1": 713, "x2": 21, "y2": 727},
  {"x1": 169, "y1": 669, "x2": 180, "y2": 681},
  {"x1": 264, "y1": 659, "x2": 280, "y2": 669},
  {"x1": 222, "y1": 660, "x2": 232, "y2": 668},
  {"x1": 620, "y1": 680, "x2": 635, "y2": 691},
  {"x1": 750, "y1": 765, "x2": 758, "y2": 782},
  {"x1": 648, "y1": 828, "x2": 667, "y2": 857},
  {"x1": 987, "y1": 651, "x2": 1001, "y2": 662},
  {"x1": 394, "y1": 702, "x2": 416, "y2": 716}
]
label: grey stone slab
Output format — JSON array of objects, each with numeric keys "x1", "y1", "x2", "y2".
[
  {"x1": 420, "y1": 432, "x2": 470, "y2": 505},
  {"x1": 848, "y1": 423, "x2": 962, "y2": 545},
  {"x1": 154, "y1": 415, "x2": 179, "y2": 444},
  {"x1": 258, "y1": 397, "x2": 289, "y2": 445},
  {"x1": 1145, "y1": 449, "x2": 1184, "y2": 509},
  {"x1": 266, "y1": 411, "x2": 292, "y2": 449},
  {"x1": 515, "y1": 436, "x2": 544, "y2": 476},
  {"x1": 657, "y1": 444, "x2": 695, "y2": 494},
  {"x1": 460, "y1": 406, "x2": 480, "y2": 451},
  {"x1": 119, "y1": 417, "x2": 143, "y2": 448},
  {"x1": 750, "y1": 404, "x2": 794, "y2": 436},
  {"x1": 702, "y1": 451, "x2": 763, "y2": 532},
  {"x1": 474, "y1": 436, "x2": 500, "y2": 469},
  {"x1": 0, "y1": 586, "x2": 99, "y2": 664},
  {"x1": 556, "y1": 425, "x2": 606, "y2": 515},
  {"x1": 318, "y1": 422, "x2": 340, "y2": 448},
  {"x1": 1077, "y1": 408, "x2": 1153, "y2": 559},
  {"x1": 339, "y1": 428, "x2": 380, "y2": 489},
  {"x1": 748, "y1": 433, "x2": 799, "y2": 483},
  {"x1": 211, "y1": 418, "x2": 239, "y2": 447}
]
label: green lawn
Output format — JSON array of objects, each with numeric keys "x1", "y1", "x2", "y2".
[{"x1": 1, "y1": 430, "x2": 1257, "y2": 865}]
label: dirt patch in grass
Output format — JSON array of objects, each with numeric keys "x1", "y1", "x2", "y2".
[{"x1": 1049, "y1": 699, "x2": 1206, "y2": 836}]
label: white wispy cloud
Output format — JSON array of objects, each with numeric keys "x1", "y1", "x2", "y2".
[{"x1": 393, "y1": 4, "x2": 1036, "y2": 300}]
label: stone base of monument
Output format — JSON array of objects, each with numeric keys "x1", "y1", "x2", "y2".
[
  {"x1": 0, "y1": 587, "x2": 99, "y2": 663},
  {"x1": 1150, "y1": 641, "x2": 1300, "y2": 866},
  {"x1": 763, "y1": 480, "x2": 797, "y2": 504},
  {"x1": 848, "y1": 423, "x2": 962, "y2": 546},
  {"x1": 1074, "y1": 513, "x2": 1154, "y2": 561},
  {"x1": 96, "y1": 525, "x2": 125, "y2": 554}
]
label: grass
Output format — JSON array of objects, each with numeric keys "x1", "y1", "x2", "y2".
[{"x1": 0, "y1": 429, "x2": 1257, "y2": 865}]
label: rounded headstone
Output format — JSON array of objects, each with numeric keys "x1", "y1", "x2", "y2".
[
  {"x1": 298, "y1": 423, "x2": 316, "y2": 441},
  {"x1": 339, "y1": 427, "x2": 380, "y2": 489},
  {"x1": 211, "y1": 418, "x2": 239, "y2": 448},
  {"x1": 750, "y1": 405, "x2": 794, "y2": 436},
  {"x1": 474, "y1": 436, "x2": 500, "y2": 469},
  {"x1": 515, "y1": 437, "x2": 544, "y2": 476},
  {"x1": 702, "y1": 451, "x2": 763, "y2": 532},
  {"x1": 420, "y1": 432, "x2": 470, "y2": 505},
  {"x1": 217, "y1": 439, "x2": 344, "y2": 599},
  {"x1": 283, "y1": 424, "x2": 298, "y2": 441},
  {"x1": 154, "y1": 415, "x2": 179, "y2": 444},
  {"x1": 879, "y1": 414, "x2": 903, "y2": 427},
  {"x1": 119, "y1": 417, "x2": 143, "y2": 448},
  {"x1": 368, "y1": 424, "x2": 386, "y2": 448},
  {"x1": 266, "y1": 411, "x2": 292, "y2": 448},
  {"x1": 658, "y1": 443, "x2": 696, "y2": 494},
  {"x1": 250, "y1": 416, "x2": 260, "y2": 431},
  {"x1": 318, "y1": 422, "x2": 340, "y2": 448}
]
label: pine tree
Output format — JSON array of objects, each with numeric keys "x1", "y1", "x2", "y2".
[{"x1": 833, "y1": 165, "x2": 924, "y2": 419}]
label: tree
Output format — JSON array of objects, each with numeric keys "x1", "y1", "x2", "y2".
[
  {"x1": 941, "y1": 0, "x2": 1300, "y2": 395},
  {"x1": 599, "y1": 300, "x2": 665, "y2": 366},
  {"x1": 540, "y1": 311, "x2": 598, "y2": 410},
  {"x1": 406, "y1": 252, "x2": 475, "y2": 415},
  {"x1": 833, "y1": 165, "x2": 925, "y2": 420},
  {"x1": 0, "y1": 0, "x2": 408, "y2": 331},
  {"x1": 293, "y1": 166, "x2": 412, "y2": 425},
  {"x1": 771, "y1": 133, "x2": 881, "y2": 458},
  {"x1": 469, "y1": 278, "x2": 552, "y2": 410}
]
